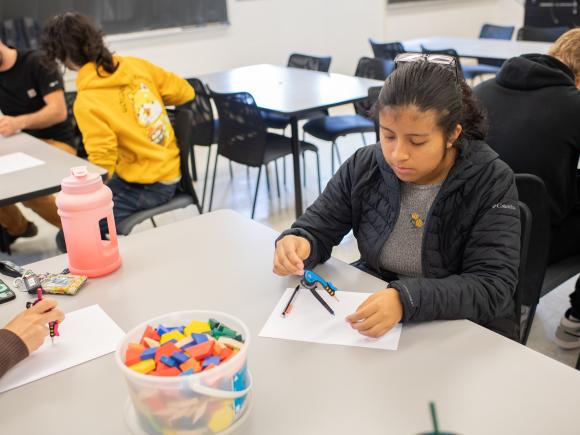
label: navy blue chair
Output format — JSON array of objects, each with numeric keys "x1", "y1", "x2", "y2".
[
  {"x1": 369, "y1": 39, "x2": 405, "y2": 60},
  {"x1": 302, "y1": 57, "x2": 392, "y2": 174},
  {"x1": 262, "y1": 53, "x2": 332, "y2": 131},
  {"x1": 463, "y1": 24, "x2": 515, "y2": 80},
  {"x1": 209, "y1": 91, "x2": 321, "y2": 218},
  {"x1": 517, "y1": 26, "x2": 569, "y2": 42}
]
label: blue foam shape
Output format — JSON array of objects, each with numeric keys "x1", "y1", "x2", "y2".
[
  {"x1": 160, "y1": 355, "x2": 178, "y2": 367},
  {"x1": 172, "y1": 352, "x2": 190, "y2": 365},
  {"x1": 179, "y1": 368, "x2": 194, "y2": 376},
  {"x1": 166, "y1": 326, "x2": 185, "y2": 334},
  {"x1": 202, "y1": 356, "x2": 220, "y2": 369},
  {"x1": 191, "y1": 333, "x2": 208, "y2": 344},
  {"x1": 141, "y1": 348, "x2": 157, "y2": 361},
  {"x1": 157, "y1": 325, "x2": 170, "y2": 336}
]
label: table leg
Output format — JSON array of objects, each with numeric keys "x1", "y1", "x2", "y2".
[{"x1": 290, "y1": 116, "x2": 303, "y2": 218}]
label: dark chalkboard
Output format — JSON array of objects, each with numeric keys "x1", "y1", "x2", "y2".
[{"x1": 0, "y1": 0, "x2": 228, "y2": 35}]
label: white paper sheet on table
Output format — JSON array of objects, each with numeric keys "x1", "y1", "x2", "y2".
[
  {"x1": 0, "y1": 152, "x2": 45, "y2": 175},
  {"x1": 0, "y1": 304, "x2": 125, "y2": 394},
  {"x1": 259, "y1": 288, "x2": 402, "y2": 350}
]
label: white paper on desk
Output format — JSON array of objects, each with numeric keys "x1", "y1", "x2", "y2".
[
  {"x1": 0, "y1": 152, "x2": 45, "y2": 175},
  {"x1": 259, "y1": 288, "x2": 402, "y2": 350},
  {"x1": 0, "y1": 304, "x2": 125, "y2": 394}
]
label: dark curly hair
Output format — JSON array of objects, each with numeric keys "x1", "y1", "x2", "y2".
[
  {"x1": 374, "y1": 60, "x2": 487, "y2": 147},
  {"x1": 41, "y1": 12, "x2": 118, "y2": 76}
]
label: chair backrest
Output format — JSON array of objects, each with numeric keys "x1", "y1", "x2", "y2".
[
  {"x1": 369, "y1": 39, "x2": 405, "y2": 60},
  {"x1": 515, "y1": 200, "x2": 533, "y2": 343},
  {"x1": 170, "y1": 108, "x2": 201, "y2": 210},
  {"x1": 210, "y1": 90, "x2": 268, "y2": 168},
  {"x1": 287, "y1": 53, "x2": 332, "y2": 72},
  {"x1": 420, "y1": 45, "x2": 464, "y2": 75},
  {"x1": 515, "y1": 174, "x2": 551, "y2": 308},
  {"x1": 0, "y1": 17, "x2": 41, "y2": 50},
  {"x1": 479, "y1": 24, "x2": 515, "y2": 40},
  {"x1": 517, "y1": 25, "x2": 569, "y2": 42},
  {"x1": 63, "y1": 91, "x2": 87, "y2": 158},
  {"x1": 367, "y1": 86, "x2": 382, "y2": 142},
  {"x1": 353, "y1": 58, "x2": 392, "y2": 116},
  {"x1": 181, "y1": 78, "x2": 216, "y2": 147}
]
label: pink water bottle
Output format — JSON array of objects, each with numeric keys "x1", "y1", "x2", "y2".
[{"x1": 56, "y1": 166, "x2": 122, "y2": 277}]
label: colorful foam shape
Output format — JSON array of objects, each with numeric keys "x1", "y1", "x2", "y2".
[
  {"x1": 208, "y1": 405, "x2": 234, "y2": 432},
  {"x1": 217, "y1": 336, "x2": 243, "y2": 350},
  {"x1": 129, "y1": 359, "x2": 156, "y2": 374},
  {"x1": 185, "y1": 340, "x2": 214, "y2": 361},
  {"x1": 179, "y1": 368, "x2": 194, "y2": 376},
  {"x1": 140, "y1": 325, "x2": 161, "y2": 342},
  {"x1": 202, "y1": 356, "x2": 221, "y2": 369},
  {"x1": 171, "y1": 351, "x2": 190, "y2": 365},
  {"x1": 151, "y1": 367, "x2": 180, "y2": 377},
  {"x1": 160, "y1": 355, "x2": 178, "y2": 367},
  {"x1": 179, "y1": 358, "x2": 201, "y2": 373},
  {"x1": 140, "y1": 347, "x2": 157, "y2": 361},
  {"x1": 142, "y1": 337, "x2": 160, "y2": 348},
  {"x1": 160, "y1": 330, "x2": 186, "y2": 345},
  {"x1": 184, "y1": 320, "x2": 211, "y2": 337},
  {"x1": 154, "y1": 342, "x2": 180, "y2": 364},
  {"x1": 191, "y1": 333, "x2": 208, "y2": 344}
]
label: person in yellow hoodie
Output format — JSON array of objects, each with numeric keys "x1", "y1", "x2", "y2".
[{"x1": 41, "y1": 13, "x2": 194, "y2": 246}]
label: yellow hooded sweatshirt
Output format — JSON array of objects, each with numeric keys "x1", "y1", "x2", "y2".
[{"x1": 74, "y1": 55, "x2": 194, "y2": 183}]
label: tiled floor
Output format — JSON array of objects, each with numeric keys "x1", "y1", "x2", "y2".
[{"x1": 2, "y1": 105, "x2": 579, "y2": 369}]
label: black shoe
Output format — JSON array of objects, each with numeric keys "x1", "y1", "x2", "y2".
[
  {"x1": 55, "y1": 229, "x2": 67, "y2": 253},
  {"x1": 4, "y1": 222, "x2": 38, "y2": 247}
]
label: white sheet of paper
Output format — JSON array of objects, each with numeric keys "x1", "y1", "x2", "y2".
[
  {"x1": 0, "y1": 152, "x2": 45, "y2": 175},
  {"x1": 259, "y1": 288, "x2": 402, "y2": 350},
  {"x1": 0, "y1": 304, "x2": 125, "y2": 394}
]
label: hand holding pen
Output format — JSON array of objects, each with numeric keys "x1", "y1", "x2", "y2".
[{"x1": 5, "y1": 298, "x2": 64, "y2": 353}]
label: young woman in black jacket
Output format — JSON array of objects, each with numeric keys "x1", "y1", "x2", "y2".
[{"x1": 273, "y1": 55, "x2": 521, "y2": 340}]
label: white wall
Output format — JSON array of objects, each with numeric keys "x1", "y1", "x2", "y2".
[
  {"x1": 384, "y1": 0, "x2": 524, "y2": 40},
  {"x1": 104, "y1": 0, "x2": 385, "y2": 78}
]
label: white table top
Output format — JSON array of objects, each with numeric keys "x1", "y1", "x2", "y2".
[
  {"x1": 0, "y1": 209, "x2": 578, "y2": 434},
  {"x1": 0, "y1": 133, "x2": 106, "y2": 206},
  {"x1": 403, "y1": 36, "x2": 552, "y2": 60},
  {"x1": 199, "y1": 64, "x2": 384, "y2": 116}
]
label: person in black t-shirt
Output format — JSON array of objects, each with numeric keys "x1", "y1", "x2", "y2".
[{"x1": 0, "y1": 39, "x2": 76, "y2": 247}]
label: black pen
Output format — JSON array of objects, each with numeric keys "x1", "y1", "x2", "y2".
[
  {"x1": 281, "y1": 285, "x2": 300, "y2": 317},
  {"x1": 309, "y1": 288, "x2": 335, "y2": 316}
]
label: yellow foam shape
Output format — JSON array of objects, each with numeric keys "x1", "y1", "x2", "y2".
[
  {"x1": 160, "y1": 330, "x2": 186, "y2": 344},
  {"x1": 184, "y1": 320, "x2": 211, "y2": 336},
  {"x1": 208, "y1": 405, "x2": 234, "y2": 433},
  {"x1": 129, "y1": 359, "x2": 156, "y2": 374}
]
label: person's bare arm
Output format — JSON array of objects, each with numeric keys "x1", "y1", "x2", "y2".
[{"x1": 0, "y1": 90, "x2": 68, "y2": 136}]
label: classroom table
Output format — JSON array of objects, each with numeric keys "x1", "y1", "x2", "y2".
[
  {"x1": 403, "y1": 36, "x2": 552, "y2": 61},
  {"x1": 198, "y1": 64, "x2": 383, "y2": 218},
  {"x1": 0, "y1": 209, "x2": 579, "y2": 434},
  {"x1": 0, "y1": 132, "x2": 106, "y2": 207}
]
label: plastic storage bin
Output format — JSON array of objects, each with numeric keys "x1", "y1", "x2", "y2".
[{"x1": 116, "y1": 310, "x2": 252, "y2": 434}]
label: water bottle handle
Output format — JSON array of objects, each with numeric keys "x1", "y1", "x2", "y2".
[{"x1": 103, "y1": 214, "x2": 119, "y2": 255}]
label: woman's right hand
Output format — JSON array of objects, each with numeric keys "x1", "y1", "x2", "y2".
[
  {"x1": 273, "y1": 235, "x2": 311, "y2": 276},
  {"x1": 4, "y1": 298, "x2": 65, "y2": 354}
]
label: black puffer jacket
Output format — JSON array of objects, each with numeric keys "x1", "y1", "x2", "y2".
[{"x1": 280, "y1": 141, "x2": 521, "y2": 338}]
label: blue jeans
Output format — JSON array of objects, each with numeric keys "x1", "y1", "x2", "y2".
[{"x1": 100, "y1": 175, "x2": 178, "y2": 236}]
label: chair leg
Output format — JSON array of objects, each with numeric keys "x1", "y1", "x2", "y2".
[
  {"x1": 246, "y1": 166, "x2": 250, "y2": 181},
  {"x1": 315, "y1": 151, "x2": 322, "y2": 195},
  {"x1": 229, "y1": 160, "x2": 234, "y2": 179},
  {"x1": 331, "y1": 141, "x2": 336, "y2": 174},
  {"x1": 208, "y1": 154, "x2": 220, "y2": 212},
  {"x1": 264, "y1": 164, "x2": 272, "y2": 197},
  {"x1": 334, "y1": 141, "x2": 342, "y2": 167},
  {"x1": 302, "y1": 151, "x2": 307, "y2": 187},
  {"x1": 201, "y1": 145, "x2": 213, "y2": 211},
  {"x1": 361, "y1": 132, "x2": 367, "y2": 146},
  {"x1": 251, "y1": 166, "x2": 263, "y2": 219},
  {"x1": 283, "y1": 157, "x2": 287, "y2": 187},
  {"x1": 150, "y1": 217, "x2": 157, "y2": 228},
  {"x1": 274, "y1": 160, "x2": 281, "y2": 199}
]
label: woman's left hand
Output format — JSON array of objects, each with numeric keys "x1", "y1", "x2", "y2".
[{"x1": 345, "y1": 288, "x2": 403, "y2": 338}]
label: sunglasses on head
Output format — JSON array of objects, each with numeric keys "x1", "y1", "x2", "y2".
[{"x1": 394, "y1": 52, "x2": 460, "y2": 83}]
